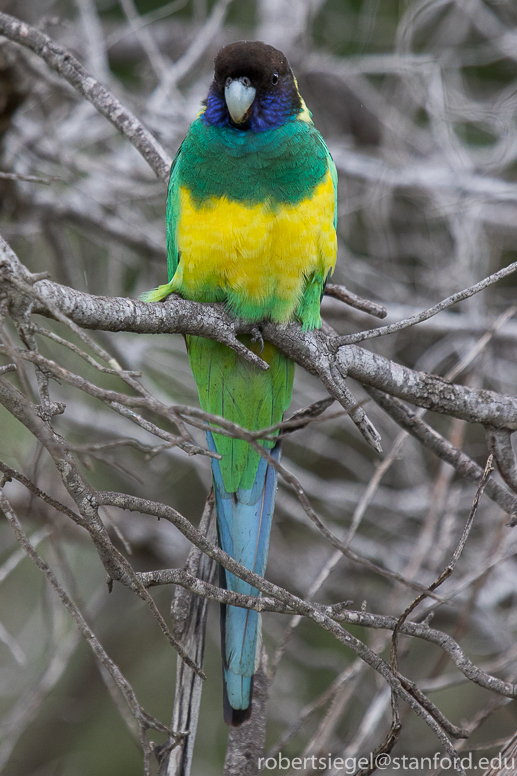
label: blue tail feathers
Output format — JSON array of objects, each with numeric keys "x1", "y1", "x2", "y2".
[{"x1": 207, "y1": 432, "x2": 280, "y2": 726}]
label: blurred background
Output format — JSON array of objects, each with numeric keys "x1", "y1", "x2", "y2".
[{"x1": 2, "y1": 0, "x2": 517, "y2": 774}]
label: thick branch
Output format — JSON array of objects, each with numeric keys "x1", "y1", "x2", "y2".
[
  {"x1": 338, "y1": 344, "x2": 517, "y2": 429},
  {"x1": 14, "y1": 277, "x2": 517, "y2": 432},
  {"x1": 367, "y1": 389, "x2": 517, "y2": 517}
]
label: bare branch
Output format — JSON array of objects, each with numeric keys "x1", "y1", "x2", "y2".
[
  {"x1": 0, "y1": 492, "x2": 175, "y2": 750},
  {"x1": 0, "y1": 11, "x2": 172, "y2": 180},
  {"x1": 8, "y1": 273, "x2": 515, "y2": 431},
  {"x1": 367, "y1": 389, "x2": 517, "y2": 517},
  {"x1": 333, "y1": 261, "x2": 517, "y2": 346},
  {"x1": 324, "y1": 283, "x2": 388, "y2": 319}
]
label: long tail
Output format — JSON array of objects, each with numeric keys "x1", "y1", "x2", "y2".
[
  {"x1": 187, "y1": 334, "x2": 293, "y2": 724},
  {"x1": 208, "y1": 432, "x2": 281, "y2": 726}
]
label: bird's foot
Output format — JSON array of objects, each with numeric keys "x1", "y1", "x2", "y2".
[{"x1": 250, "y1": 325, "x2": 264, "y2": 354}]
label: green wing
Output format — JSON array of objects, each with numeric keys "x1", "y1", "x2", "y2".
[
  {"x1": 328, "y1": 150, "x2": 338, "y2": 231},
  {"x1": 296, "y1": 134, "x2": 338, "y2": 330},
  {"x1": 320, "y1": 134, "x2": 338, "y2": 230},
  {"x1": 140, "y1": 144, "x2": 183, "y2": 303},
  {"x1": 166, "y1": 143, "x2": 183, "y2": 282}
]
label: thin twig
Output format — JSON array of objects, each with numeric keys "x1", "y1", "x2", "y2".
[
  {"x1": 324, "y1": 283, "x2": 388, "y2": 319},
  {"x1": 333, "y1": 261, "x2": 517, "y2": 346},
  {"x1": 390, "y1": 456, "x2": 494, "y2": 682},
  {"x1": 0, "y1": 492, "x2": 175, "y2": 743}
]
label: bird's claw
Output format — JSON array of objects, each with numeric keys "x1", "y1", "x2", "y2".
[{"x1": 250, "y1": 325, "x2": 264, "y2": 354}]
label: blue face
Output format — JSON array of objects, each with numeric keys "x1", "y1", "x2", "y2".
[
  {"x1": 202, "y1": 59, "x2": 302, "y2": 132},
  {"x1": 203, "y1": 81, "x2": 299, "y2": 131}
]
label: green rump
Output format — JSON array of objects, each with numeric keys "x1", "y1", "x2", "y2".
[{"x1": 188, "y1": 335, "x2": 295, "y2": 492}]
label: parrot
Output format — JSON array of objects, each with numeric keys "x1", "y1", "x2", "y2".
[{"x1": 143, "y1": 40, "x2": 337, "y2": 725}]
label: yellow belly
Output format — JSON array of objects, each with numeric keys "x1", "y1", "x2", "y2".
[{"x1": 170, "y1": 169, "x2": 336, "y2": 322}]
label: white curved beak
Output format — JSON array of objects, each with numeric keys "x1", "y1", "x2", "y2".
[{"x1": 225, "y1": 78, "x2": 256, "y2": 124}]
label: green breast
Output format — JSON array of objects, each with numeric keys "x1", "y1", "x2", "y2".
[{"x1": 177, "y1": 117, "x2": 329, "y2": 207}]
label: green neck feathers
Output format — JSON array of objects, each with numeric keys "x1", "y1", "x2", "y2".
[{"x1": 177, "y1": 117, "x2": 329, "y2": 207}]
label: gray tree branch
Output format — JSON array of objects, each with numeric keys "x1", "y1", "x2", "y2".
[{"x1": 0, "y1": 11, "x2": 172, "y2": 181}]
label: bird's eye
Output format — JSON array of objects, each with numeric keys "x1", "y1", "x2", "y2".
[
  {"x1": 271, "y1": 72, "x2": 279, "y2": 85},
  {"x1": 225, "y1": 77, "x2": 232, "y2": 88}
]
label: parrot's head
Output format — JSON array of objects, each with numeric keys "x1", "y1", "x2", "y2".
[{"x1": 202, "y1": 41, "x2": 306, "y2": 132}]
